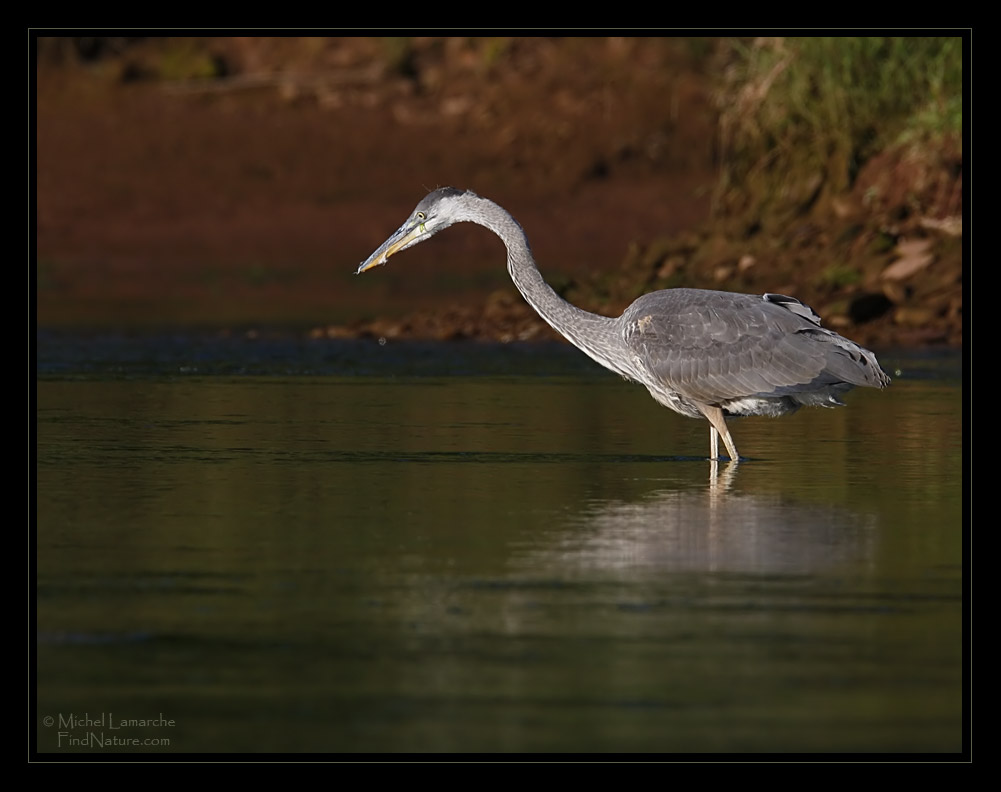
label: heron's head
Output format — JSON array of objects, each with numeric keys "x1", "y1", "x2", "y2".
[{"x1": 356, "y1": 187, "x2": 470, "y2": 274}]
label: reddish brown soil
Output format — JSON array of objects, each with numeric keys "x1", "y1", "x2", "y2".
[{"x1": 35, "y1": 37, "x2": 962, "y2": 349}]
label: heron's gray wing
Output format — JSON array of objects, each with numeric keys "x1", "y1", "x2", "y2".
[{"x1": 621, "y1": 289, "x2": 886, "y2": 405}]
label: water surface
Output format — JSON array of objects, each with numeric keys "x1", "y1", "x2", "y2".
[{"x1": 35, "y1": 333, "x2": 964, "y2": 754}]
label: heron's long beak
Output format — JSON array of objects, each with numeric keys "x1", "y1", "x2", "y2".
[{"x1": 355, "y1": 220, "x2": 424, "y2": 274}]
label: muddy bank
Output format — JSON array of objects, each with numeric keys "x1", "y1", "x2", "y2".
[{"x1": 35, "y1": 37, "x2": 961, "y2": 348}]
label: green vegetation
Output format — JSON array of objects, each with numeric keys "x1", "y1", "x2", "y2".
[
  {"x1": 714, "y1": 36, "x2": 963, "y2": 218},
  {"x1": 817, "y1": 263, "x2": 862, "y2": 290},
  {"x1": 379, "y1": 37, "x2": 417, "y2": 78},
  {"x1": 156, "y1": 38, "x2": 221, "y2": 81},
  {"x1": 479, "y1": 37, "x2": 511, "y2": 71}
]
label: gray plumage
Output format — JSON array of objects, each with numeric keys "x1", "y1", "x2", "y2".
[{"x1": 356, "y1": 187, "x2": 890, "y2": 461}]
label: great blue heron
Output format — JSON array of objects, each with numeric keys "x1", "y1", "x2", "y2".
[{"x1": 356, "y1": 187, "x2": 890, "y2": 461}]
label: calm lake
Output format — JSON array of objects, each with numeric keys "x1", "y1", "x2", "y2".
[{"x1": 35, "y1": 332, "x2": 965, "y2": 755}]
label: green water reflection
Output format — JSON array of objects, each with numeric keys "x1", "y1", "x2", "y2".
[{"x1": 36, "y1": 346, "x2": 964, "y2": 754}]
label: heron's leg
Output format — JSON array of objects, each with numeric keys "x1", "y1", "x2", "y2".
[
  {"x1": 720, "y1": 429, "x2": 739, "y2": 462},
  {"x1": 710, "y1": 426, "x2": 719, "y2": 461},
  {"x1": 696, "y1": 403, "x2": 740, "y2": 462}
]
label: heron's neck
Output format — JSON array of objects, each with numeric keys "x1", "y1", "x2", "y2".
[{"x1": 459, "y1": 195, "x2": 628, "y2": 377}]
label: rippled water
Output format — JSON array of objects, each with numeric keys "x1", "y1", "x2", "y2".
[{"x1": 35, "y1": 332, "x2": 964, "y2": 754}]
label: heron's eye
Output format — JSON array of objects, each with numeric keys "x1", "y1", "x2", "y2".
[{"x1": 415, "y1": 211, "x2": 427, "y2": 232}]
